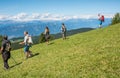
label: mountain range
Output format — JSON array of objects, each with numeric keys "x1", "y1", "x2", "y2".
[{"x1": 0, "y1": 18, "x2": 111, "y2": 38}]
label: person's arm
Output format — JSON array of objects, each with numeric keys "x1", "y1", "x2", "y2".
[
  {"x1": 19, "y1": 39, "x2": 25, "y2": 45},
  {"x1": 19, "y1": 36, "x2": 29, "y2": 45},
  {"x1": 19, "y1": 41, "x2": 25, "y2": 44},
  {"x1": 19, "y1": 38, "x2": 25, "y2": 44},
  {"x1": 8, "y1": 40, "x2": 12, "y2": 51},
  {"x1": 0, "y1": 47, "x2": 3, "y2": 54},
  {"x1": 44, "y1": 29, "x2": 47, "y2": 35},
  {"x1": 0, "y1": 42, "x2": 4, "y2": 54}
]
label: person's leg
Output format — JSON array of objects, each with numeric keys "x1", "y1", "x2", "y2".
[
  {"x1": 45, "y1": 36, "x2": 48, "y2": 44},
  {"x1": 101, "y1": 21, "x2": 103, "y2": 28},
  {"x1": 2, "y1": 53, "x2": 9, "y2": 69},
  {"x1": 4, "y1": 59, "x2": 9, "y2": 69},
  {"x1": 62, "y1": 34, "x2": 63, "y2": 39},
  {"x1": 63, "y1": 33, "x2": 66, "y2": 40},
  {"x1": 24, "y1": 46, "x2": 29, "y2": 59},
  {"x1": 46, "y1": 38, "x2": 49, "y2": 45},
  {"x1": 62, "y1": 33, "x2": 65, "y2": 40},
  {"x1": 26, "y1": 46, "x2": 33, "y2": 57},
  {"x1": 28, "y1": 48, "x2": 33, "y2": 57},
  {"x1": 24, "y1": 51, "x2": 30, "y2": 59},
  {"x1": 64, "y1": 32, "x2": 66, "y2": 39},
  {"x1": 28, "y1": 51, "x2": 33, "y2": 57},
  {"x1": 62, "y1": 32, "x2": 64, "y2": 40},
  {"x1": 47, "y1": 40, "x2": 49, "y2": 44},
  {"x1": 99, "y1": 21, "x2": 102, "y2": 28}
]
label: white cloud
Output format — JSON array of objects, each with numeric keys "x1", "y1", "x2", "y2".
[
  {"x1": 31, "y1": 13, "x2": 41, "y2": 19},
  {"x1": 0, "y1": 13, "x2": 114, "y2": 21},
  {"x1": 0, "y1": 15, "x2": 9, "y2": 20},
  {"x1": 11, "y1": 13, "x2": 28, "y2": 20},
  {"x1": 104, "y1": 14, "x2": 114, "y2": 18}
]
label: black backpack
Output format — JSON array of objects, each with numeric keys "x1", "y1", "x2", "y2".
[{"x1": 5, "y1": 41, "x2": 11, "y2": 52}]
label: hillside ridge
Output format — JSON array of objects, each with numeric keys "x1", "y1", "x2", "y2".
[{"x1": 0, "y1": 23, "x2": 120, "y2": 78}]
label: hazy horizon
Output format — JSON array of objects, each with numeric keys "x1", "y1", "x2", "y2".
[{"x1": 0, "y1": 0, "x2": 120, "y2": 21}]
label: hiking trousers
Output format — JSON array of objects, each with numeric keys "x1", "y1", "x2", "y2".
[{"x1": 2, "y1": 51, "x2": 10, "y2": 69}]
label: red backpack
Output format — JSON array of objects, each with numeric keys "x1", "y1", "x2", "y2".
[{"x1": 101, "y1": 15, "x2": 104, "y2": 22}]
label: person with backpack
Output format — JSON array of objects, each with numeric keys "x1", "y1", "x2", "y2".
[
  {"x1": 0, "y1": 35, "x2": 11, "y2": 69},
  {"x1": 44, "y1": 26, "x2": 50, "y2": 45},
  {"x1": 19, "y1": 31, "x2": 33, "y2": 59},
  {"x1": 98, "y1": 14, "x2": 105, "y2": 28},
  {"x1": 61, "y1": 23, "x2": 67, "y2": 40}
]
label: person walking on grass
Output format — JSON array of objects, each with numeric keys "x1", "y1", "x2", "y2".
[
  {"x1": 61, "y1": 23, "x2": 67, "y2": 40},
  {"x1": 44, "y1": 26, "x2": 50, "y2": 45},
  {"x1": 98, "y1": 14, "x2": 105, "y2": 28},
  {"x1": 19, "y1": 31, "x2": 33, "y2": 59},
  {"x1": 0, "y1": 35, "x2": 11, "y2": 69}
]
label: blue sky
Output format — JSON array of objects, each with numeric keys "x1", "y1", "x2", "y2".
[{"x1": 0, "y1": 0, "x2": 120, "y2": 15}]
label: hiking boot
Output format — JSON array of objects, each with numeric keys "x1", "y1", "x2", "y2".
[
  {"x1": 4, "y1": 67, "x2": 9, "y2": 70},
  {"x1": 29, "y1": 54, "x2": 33, "y2": 57}
]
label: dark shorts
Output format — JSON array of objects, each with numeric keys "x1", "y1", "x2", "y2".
[{"x1": 24, "y1": 45, "x2": 30, "y2": 52}]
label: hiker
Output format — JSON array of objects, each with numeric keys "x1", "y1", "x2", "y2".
[
  {"x1": 0, "y1": 35, "x2": 11, "y2": 69},
  {"x1": 44, "y1": 26, "x2": 50, "y2": 44},
  {"x1": 19, "y1": 31, "x2": 33, "y2": 59},
  {"x1": 61, "y1": 23, "x2": 67, "y2": 40},
  {"x1": 98, "y1": 14, "x2": 105, "y2": 28}
]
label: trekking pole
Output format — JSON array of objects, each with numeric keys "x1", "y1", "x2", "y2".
[
  {"x1": 20, "y1": 45, "x2": 24, "y2": 60},
  {"x1": 10, "y1": 47, "x2": 17, "y2": 64},
  {"x1": 11, "y1": 56, "x2": 17, "y2": 64}
]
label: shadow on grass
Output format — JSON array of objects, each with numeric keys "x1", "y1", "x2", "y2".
[
  {"x1": 10, "y1": 62, "x2": 22, "y2": 68},
  {"x1": 10, "y1": 53, "x2": 39, "y2": 68},
  {"x1": 61, "y1": 37, "x2": 69, "y2": 40},
  {"x1": 48, "y1": 42, "x2": 54, "y2": 45},
  {"x1": 65, "y1": 37, "x2": 69, "y2": 40},
  {"x1": 29, "y1": 53, "x2": 40, "y2": 58}
]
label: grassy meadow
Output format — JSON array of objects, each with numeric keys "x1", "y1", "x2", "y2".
[{"x1": 0, "y1": 23, "x2": 120, "y2": 78}]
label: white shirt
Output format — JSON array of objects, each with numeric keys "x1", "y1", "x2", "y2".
[
  {"x1": 24, "y1": 34, "x2": 33, "y2": 45},
  {"x1": 24, "y1": 34, "x2": 29, "y2": 45}
]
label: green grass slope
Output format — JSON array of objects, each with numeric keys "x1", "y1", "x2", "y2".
[{"x1": 0, "y1": 23, "x2": 120, "y2": 78}]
